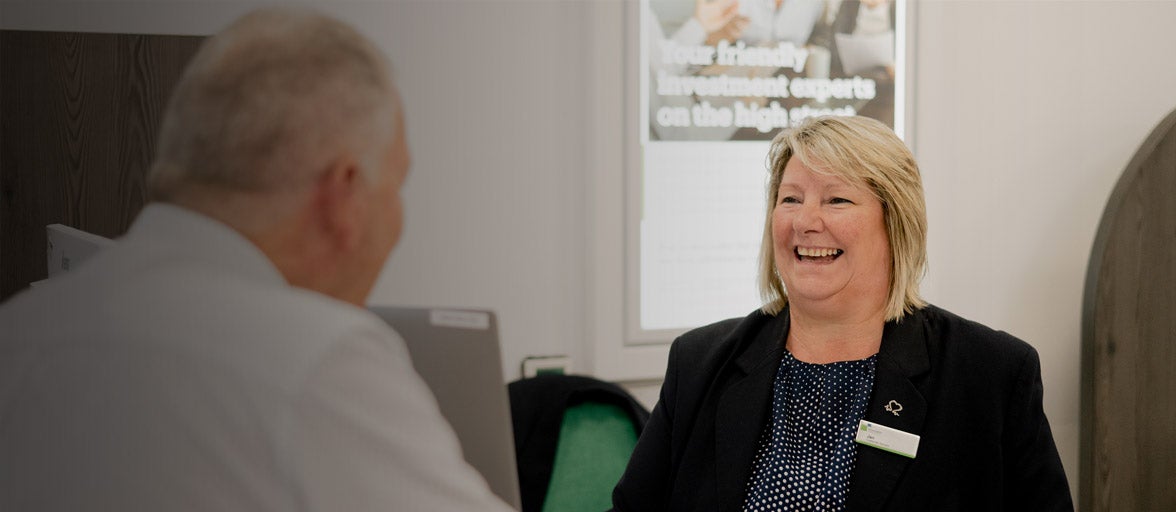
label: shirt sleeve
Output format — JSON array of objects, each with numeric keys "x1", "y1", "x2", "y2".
[
  {"x1": 284, "y1": 325, "x2": 517, "y2": 512},
  {"x1": 771, "y1": 0, "x2": 824, "y2": 44}
]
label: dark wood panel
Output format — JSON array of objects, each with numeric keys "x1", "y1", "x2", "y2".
[
  {"x1": 1082, "y1": 108, "x2": 1176, "y2": 511},
  {"x1": 0, "y1": 30, "x2": 204, "y2": 300}
]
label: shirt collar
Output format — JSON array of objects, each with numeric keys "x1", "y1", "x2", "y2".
[{"x1": 123, "y1": 202, "x2": 288, "y2": 288}]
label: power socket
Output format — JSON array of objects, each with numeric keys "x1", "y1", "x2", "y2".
[{"x1": 521, "y1": 355, "x2": 571, "y2": 378}]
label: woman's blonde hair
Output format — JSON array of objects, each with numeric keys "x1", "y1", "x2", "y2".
[{"x1": 758, "y1": 116, "x2": 927, "y2": 321}]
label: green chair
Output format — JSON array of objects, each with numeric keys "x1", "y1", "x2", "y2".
[
  {"x1": 541, "y1": 401, "x2": 640, "y2": 512},
  {"x1": 509, "y1": 375, "x2": 650, "y2": 512}
]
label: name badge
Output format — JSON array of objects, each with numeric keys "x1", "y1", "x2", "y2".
[{"x1": 855, "y1": 420, "x2": 920, "y2": 458}]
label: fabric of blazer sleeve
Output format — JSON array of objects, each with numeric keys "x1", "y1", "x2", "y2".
[
  {"x1": 1002, "y1": 346, "x2": 1074, "y2": 511},
  {"x1": 611, "y1": 337, "x2": 682, "y2": 512}
]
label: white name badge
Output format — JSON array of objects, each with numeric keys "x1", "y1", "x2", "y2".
[{"x1": 855, "y1": 420, "x2": 920, "y2": 458}]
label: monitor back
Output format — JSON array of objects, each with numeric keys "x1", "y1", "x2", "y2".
[{"x1": 368, "y1": 306, "x2": 521, "y2": 509}]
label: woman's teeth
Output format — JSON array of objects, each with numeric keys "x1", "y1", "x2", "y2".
[{"x1": 797, "y1": 247, "x2": 843, "y2": 258}]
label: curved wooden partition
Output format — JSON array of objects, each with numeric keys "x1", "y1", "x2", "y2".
[{"x1": 1081, "y1": 108, "x2": 1176, "y2": 511}]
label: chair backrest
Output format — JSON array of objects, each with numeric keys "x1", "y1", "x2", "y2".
[
  {"x1": 541, "y1": 401, "x2": 640, "y2": 512},
  {"x1": 509, "y1": 375, "x2": 650, "y2": 512}
]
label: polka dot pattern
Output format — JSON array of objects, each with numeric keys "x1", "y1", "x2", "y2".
[{"x1": 741, "y1": 350, "x2": 877, "y2": 511}]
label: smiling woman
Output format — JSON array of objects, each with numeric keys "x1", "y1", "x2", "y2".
[{"x1": 610, "y1": 116, "x2": 1074, "y2": 512}]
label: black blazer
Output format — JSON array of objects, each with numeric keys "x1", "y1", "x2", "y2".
[{"x1": 612, "y1": 305, "x2": 1073, "y2": 511}]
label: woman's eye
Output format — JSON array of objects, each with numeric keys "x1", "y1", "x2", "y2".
[
  {"x1": 780, "y1": 196, "x2": 800, "y2": 204},
  {"x1": 829, "y1": 197, "x2": 854, "y2": 205}
]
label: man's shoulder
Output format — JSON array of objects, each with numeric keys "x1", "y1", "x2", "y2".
[
  {"x1": 0, "y1": 247, "x2": 400, "y2": 384},
  {"x1": 183, "y1": 276, "x2": 402, "y2": 373}
]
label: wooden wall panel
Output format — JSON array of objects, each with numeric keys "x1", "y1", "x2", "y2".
[
  {"x1": 1082, "y1": 108, "x2": 1176, "y2": 511},
  {"x1": 0, "y1": 30, "x2": 203, "y2": 301}
]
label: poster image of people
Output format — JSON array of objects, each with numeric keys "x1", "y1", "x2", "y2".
[{"x1": 646, "y1": 0, "x2": 900, "y2": 142}]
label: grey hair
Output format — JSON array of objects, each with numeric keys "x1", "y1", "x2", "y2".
[{"x1": 149, "y1": 7, "x2": 397, "y2": 207}]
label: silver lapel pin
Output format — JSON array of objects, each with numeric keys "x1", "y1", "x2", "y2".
[{"x1": 885, "y1": 399, "x2": 903, "y2": 416}]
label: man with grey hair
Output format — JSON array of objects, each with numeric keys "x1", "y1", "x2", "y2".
[{"x1": 0, "y1": 8, "x2": 514, "y2": 511}]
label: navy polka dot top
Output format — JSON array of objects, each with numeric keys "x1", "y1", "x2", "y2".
[{"x1": 741, "y1": 350, "x2": 877, "y2": 511}]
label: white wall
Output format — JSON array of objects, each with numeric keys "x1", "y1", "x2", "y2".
[
  {"x1": 8, "y1": 0, "x2": 1176, "y2": 502},
  {"x1": 914, "y1": 1, "x2": 1176, "y2": 496},
  {"x1": 363, "y1": 0, "x2": 591, "y2": 389}
]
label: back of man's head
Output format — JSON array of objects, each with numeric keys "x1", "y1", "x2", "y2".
[{"x1": 149, "y1": 7, "x2": 397, "y2": 231}]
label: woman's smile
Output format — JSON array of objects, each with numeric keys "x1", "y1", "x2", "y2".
[{"x1": 794, "y1": 246, "x2": 845, "y2": 262}]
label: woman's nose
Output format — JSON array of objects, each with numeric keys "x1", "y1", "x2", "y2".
[{"x1": 793, "y1": 202, "x2": 824, "y2": 233}]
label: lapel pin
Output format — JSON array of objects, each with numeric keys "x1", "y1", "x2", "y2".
[{"x1": 885, "y1": 399, "x2": 903, "y2": 416}]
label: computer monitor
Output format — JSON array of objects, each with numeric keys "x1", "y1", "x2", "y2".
[{"x1": 368, "y1": 306, "x2": 522, "y2": 509}]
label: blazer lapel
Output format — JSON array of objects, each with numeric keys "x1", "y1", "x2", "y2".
[
  {"x1": 714, "y1": 313, "x2": 787, "y2": 512},
  {"x1": 848, "y1": 312, "x2": 931, "y2": 512}
]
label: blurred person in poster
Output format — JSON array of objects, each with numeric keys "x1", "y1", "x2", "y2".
[
  {"x1": 648, "y1": 0, "x2": 751, "y2": 140},
  {"x1": 738, "y1": 0, "x2": 825, "y2": 46},
  {"x1": 807, "y1": 0, "x2": 897, "y2": 123},
  {"x1": 809, "y1": 0, "x2": 895, "y2": 76},
  {"x1": 0, "y1": 7, "x2": 515, "y2": 512}
]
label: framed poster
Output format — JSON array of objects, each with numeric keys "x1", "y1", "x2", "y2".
[{"x1": 631, "y1": 0, "x2": 911, "y2": 339}]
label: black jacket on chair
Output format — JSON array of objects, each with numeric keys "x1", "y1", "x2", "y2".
[
  {"x1": 611, "y1": 305, "x2": 1073, "y2": 512},
  {"x1": 510, "y1": 374, "x2": 650, "y2": 512}
]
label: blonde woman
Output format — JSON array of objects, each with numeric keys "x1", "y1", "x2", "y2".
[{"x1": 612, "y1": 116, "x2": 1072, "y2": 511}]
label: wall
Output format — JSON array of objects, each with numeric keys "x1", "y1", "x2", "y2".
[
  {"x1": 915, "y1": 1, "x2": 1176, "y2": 498},
  {"x1": 7, "y1": 0, "x2": 1176, "y2": 503}
]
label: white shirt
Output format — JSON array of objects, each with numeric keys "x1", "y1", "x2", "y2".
[
  {"x1": 0, "y1": 204, "x2": 515, "y2": 511},
  {"x1": 739, "y1": 0, "x2": 825, "y2": 45},
  {"x1": 853, "y1": 2, "x2": 892, "y2": 36}
]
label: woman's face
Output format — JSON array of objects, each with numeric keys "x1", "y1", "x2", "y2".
[{"x1": 772, "y1": 157, "x2": 892, "y2": 318}]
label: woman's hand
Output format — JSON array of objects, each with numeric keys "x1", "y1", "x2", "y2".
[{"x1": 694, "y1": 0, "x2": 741, "y2": 33}]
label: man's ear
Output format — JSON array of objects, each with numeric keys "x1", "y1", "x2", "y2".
[{"x1": 311, "y1": 156, "x2": 365, "y2": 253}]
